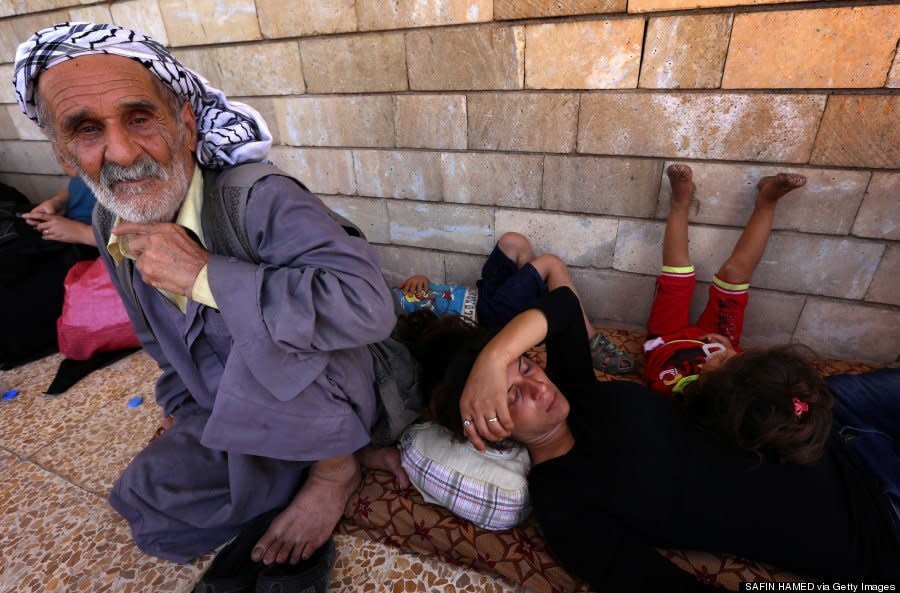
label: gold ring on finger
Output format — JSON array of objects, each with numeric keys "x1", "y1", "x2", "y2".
[{"x1": 487, "y1": 417, "x2": 499, "y2": 423}]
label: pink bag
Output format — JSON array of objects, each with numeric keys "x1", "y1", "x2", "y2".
[{"x1": 57, "y1": 258, "x2": 140, "y2": 360}]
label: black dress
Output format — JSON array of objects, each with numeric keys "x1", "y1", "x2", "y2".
[{"x1": 527, "y1": 287, "x2": 900, "y2": 592}]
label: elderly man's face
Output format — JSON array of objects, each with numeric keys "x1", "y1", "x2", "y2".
[{"x1": 38, "y1": 54, "x2": 197, "y2": 222}]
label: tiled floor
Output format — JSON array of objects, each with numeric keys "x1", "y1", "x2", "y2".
[{"x1": 0, "y1": 351, "x2": 523, "y2": 593}]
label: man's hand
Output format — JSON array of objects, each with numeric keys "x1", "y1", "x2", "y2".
[
  {"x1": 400, "y1": 274, "x2": 430, "y2": 298},
  {"x1": 21, "y1": 211, "x2": 94, "y2": 245},
  {"x1": 113, "y1": 222, "x2": 210, "y2": 296}
]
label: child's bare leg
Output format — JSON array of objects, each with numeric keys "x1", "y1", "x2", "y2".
[
  {"x1": 717, "y1": 173, "x2": 805, "y2": 284},
  {"x1": 356, "y1": 446, "x2": 409, "y2": 490},
  {"x1": 497, "y1": 232, "x2": 536, "y2": 269},
  {"x1": 530, "y1": 254, "x2": 595, "y2": 340},
  {"x1": 664, "y1": 164, "x2": 694, "y2": 268}
]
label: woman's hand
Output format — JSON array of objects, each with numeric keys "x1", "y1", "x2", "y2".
[
  {"x1": 459, "y1": 352, "x2": 514, "y2": 452},
  {"x1": 400, "y1": 275, "x2": 430, "y2": 298},
  {"x1": 459, "y1": 309, "x2": 550, "y2": 451}
]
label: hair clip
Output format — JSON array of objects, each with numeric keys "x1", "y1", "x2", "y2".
[{"x1": 792, "y1": 397, "x2": 809, "y2": 418}]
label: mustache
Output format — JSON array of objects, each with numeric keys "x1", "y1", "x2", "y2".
[{"x1": 99, "y1": 157, "x2": 167, "y2": 191}]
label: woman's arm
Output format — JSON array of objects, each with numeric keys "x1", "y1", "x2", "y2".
[
  {"x1": 459, "y1": 308, "x2": 549, "y2": 451},
  {"x1": 460, "y1": 286, "x2": 594, "y2": 451}
]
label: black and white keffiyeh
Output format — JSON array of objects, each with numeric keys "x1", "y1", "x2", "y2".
[{"x1": 13, "y1": 22, "x2": 271, "y2": 168}]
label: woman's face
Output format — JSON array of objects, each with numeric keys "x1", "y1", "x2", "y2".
[{"x1": 504, "y1": 356, "x2": 570, "y2": 444}]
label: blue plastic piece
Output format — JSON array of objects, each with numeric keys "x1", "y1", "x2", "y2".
[
  {"x1": 127, "y1": 396, "x2": 143, "y2": 408},
  {"x1": 2, "y1": 389, "x2": 19, "y2": 400}
]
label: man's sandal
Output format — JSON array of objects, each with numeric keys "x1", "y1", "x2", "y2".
[{"x1": 590, "y1": 333, "x2": 636, "y2": 375}]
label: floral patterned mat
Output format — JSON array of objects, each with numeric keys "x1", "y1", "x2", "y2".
[{"x1": 339, "y1": 327, "x2": 877, "y2": 593}]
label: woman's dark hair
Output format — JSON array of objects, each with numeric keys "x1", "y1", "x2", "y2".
[
  {"x1": 682, "y1": 344, "x2": 834, "y2": 464},
  {"x1": 394, "y1": 311, "x2": 494, "y2": 441}
]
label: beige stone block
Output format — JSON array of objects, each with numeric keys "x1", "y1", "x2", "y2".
[
  {"x1": 793, "y1": 299, "x2": 900, "y2": 364},
  {"x1": 525, "y1": 19, "x2": 643, "y2": 89},
  {"x1": 468, "y1": 92, "x2": 578, "y2": 152},
  {"x1": 268, "y1": 147, "x2": 356, "y2": 195},
  {"x1": 256, "y1": 0, "x2": 356, "y2": 38},
  {"x1": 215, "y1": 42, "x2": 305, "y2": 96},
  {"x1": 0, "y1": 10, "x2": 71, "y2": 63},
  {"x1": 0, "y1": 107, "x2": 17, "y2": 139},
  {"x1": 0, "y1": 173, "x2": 68, "y2": 202},
  {"x1": 1, "y1": 0, "x2": 79, "y2": 19},
  {"x1": 888, "y1": 52, "x2": 900, "y2": 88},
  {"x1": 354, "y1": 150, "x2": 443, "y2": 201},
  {"x1": 300, "y1": 34, "x2": 406, "y2": 94},
  {"x1": 571, "y1": 268, "x2": 657, "y2": 327},
  {"x1": 158, "y1": 0, "x2": 260, "y2": 46},
  {"x1": 614, "y1": 222, "x2": 885, "y2": 299},
  {"x1": 274, "y1": 97, "x2": 394, "y2": 148},
  {"x1": 629, "y1": 0, "x2": 816, "y2": 11},
  {"x1": 171, "y1": 47, "x2": 221, "y2": 87},
  {"x1": 495, "y1": 0, "x2": 625, "y2": 19},
  {"x1": 655, "y1": 162, "x2": 870, "y2": 235},
  {"x1": 639, "y1": 14, "x2": 732, "y2": 89},
  {"x1": 865, "y1": 245, "x2": 900, "y2": 307},
  {"x1": 407, "y1": 26, "x2": 525, "y2": 91},
  {"x1": 613, "y1": 219, "x2": 677, "y2": 275},
  {"x1": 852, "y1": 173, "x2": 900, "y2": 241},
  {"x1": 236, "y1": 97, "x2": 279, "y2": 144},
  {"x1": 0, "y1": 141, "x2": 63, "y2": 175},
  {"x1": 752, "y1": 233, "x2": 884, "y2": 300},
  {"x1": 810, "y1": 96, "x2": 900, "y2": 169},
  {"x1": 394, "y1": 95, "x2": 467, "y2": 150},
  {"x1": 0, "y1": 65, "x2": 16, "y2": 103},
  {"x1": 2, "y1": 104, "x2": 45, "y2": 140},
  {"x1": 111, "y1": 0, "x2": 168, "y2": 45},
  {"x1": 388, "y1": 202, "x2": 494, "y2": 254},
  {"x1": 319, "y1": 196, "x2": 389, "y2": 244},
  {"x1": 495, "y1": 209, "x2": 617, "y2": 268},
  {"x1": 357, "y1": 0, "x2": 492, "y2": 31},
  {"x1": 543, "y1": 156, "x2": 661, "y2": 217},
  {"x1": 444, "y1": 252, "x2": 485, "y2": 286},
  {"x1": 579, "y1": 93, "x2": 826, "y2": 162},
  {"x1": 377, "y1": 244, "x2": 445, "y2": 286},
  {"x1": 723, "y1": 6, "x2": 899, "y2": 89},
  {"x1": 69, "y1": 4, "x2": 113, "y2": 23},
  {"x1": 440, "y1": 152, "x2": 542, "y2": 208}
]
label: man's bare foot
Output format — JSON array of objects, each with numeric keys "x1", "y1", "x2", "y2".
[
  {"x1": 357, "y1": 446, "x2": 410, "y2": 490},
  {"x1": 150, "y1": 415, "x2": 175, "y2": 443},
  {"x1": 756, "y1": 173, "x2": 806, "y2": 205},
  {"x1": 666, "y1": 164, "x2": 695, "y2": 209},
  {"x1": 251, "y1": 455, "x2": 360, "y2": 565}
]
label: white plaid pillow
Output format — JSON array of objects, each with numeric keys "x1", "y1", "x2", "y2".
[{"x1": 399, "y1": 422, "x2": 531, "y2": 531}]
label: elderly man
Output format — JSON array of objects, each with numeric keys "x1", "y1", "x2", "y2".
[{"x1": 13, "y1": 22, "x2": 395, "y2": 583}]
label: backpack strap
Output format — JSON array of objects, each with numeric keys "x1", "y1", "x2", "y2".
[{"x1": 202, "y1": 163, "x2": 365, "y2": 263}]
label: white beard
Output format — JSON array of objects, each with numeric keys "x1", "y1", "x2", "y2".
[{"x1": 80, "y1": 155, "x2": 189, "y2": 223}]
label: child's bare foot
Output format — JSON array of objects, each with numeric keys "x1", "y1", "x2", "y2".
[
  {"x1": 756, "y1": 173, "x2": 806, "y2": 206},
  {"x1": 666, "y1": 164, "x2": 695, "y2": 209},
  {"x1": 357, "y1": 446, "x2": 410, "y2": 490}
]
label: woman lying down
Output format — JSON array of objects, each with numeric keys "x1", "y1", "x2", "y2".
[{"x1": 406, "y1": 286, "x2": 899, "y2": 592}]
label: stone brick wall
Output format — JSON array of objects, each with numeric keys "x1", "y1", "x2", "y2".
[{"x1": 0, "y1": 0, "x2": 897, "y2": 363}]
